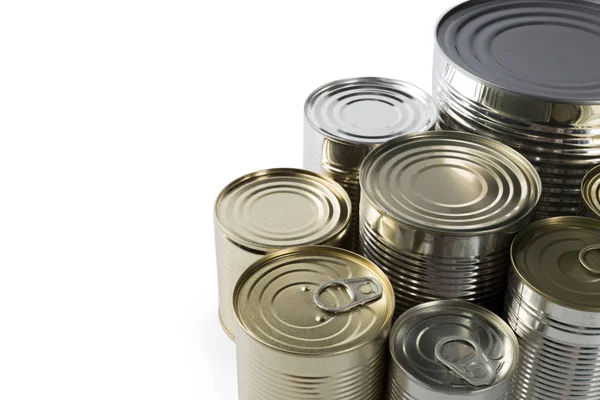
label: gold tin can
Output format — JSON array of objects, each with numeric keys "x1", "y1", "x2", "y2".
[
  {"x1": 581, "y1": 164, "x2": 600, "y2": 219},
  {"x1": 233, "y1": 246, "x2": 395, "y2": 400},
  {"x1": 214, "y1": 168, "x2": 351, "y2": 339}
]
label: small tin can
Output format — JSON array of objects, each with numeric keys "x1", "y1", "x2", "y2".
[
  {"x1": 214, "y1": 168, "x2": 351, "y2": 339},
  {"x1": 386, "y1": 300, "x2": 518, "y2": 400},
  {"x1": 360, "y1": 131, "x2": 541, "y2": 316},
  {"x1": 507, "y1": 217, "x2": 600, "y2": 400},
  {"x1": 233, "y1": 246, "x2": 395, "y2": 400},
  {"x1": 581, "y1": 164, "x2": 600, "y2": 219},
  {"x1": 304, "y1": 77, "x2": 438, "y2": 250}
]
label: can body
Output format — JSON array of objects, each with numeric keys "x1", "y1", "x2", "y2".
[
  {"x1": 580, "y1": 164, "x2": 600, "y2": 219},
  {"x1": 304, "y1": 77, "x2": 437, "y2": 251}
]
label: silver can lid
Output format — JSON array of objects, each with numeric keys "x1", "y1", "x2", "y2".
[
  {"x1": 582, "y1": 165, "x2": 600, "y2": 218},
  {"x1": 304, "y1": 77, "x2": 437, "y2": 145},
  {"x1": 390, "y1": 300, "x2": 517, "y2": 392},
  {"x1": 436, "y1": 0, "x2": 600, "y2": 104},
  {"x1": 360, "y1": 131, "x2": 541, "y2": 233},
  {"x1": 511, "y1": 217, "x2": 600, "y2": 312}
]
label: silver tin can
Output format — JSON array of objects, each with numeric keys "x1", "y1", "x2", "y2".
[
  {"x1": 233, "y1": 246, "x2": 395, "y2": 400},
  {"x1": 433, "y1": 0, "x2": 600, "y2": 220},
  {"x1": 214, "y1": 168, "x2": 351, "y2": 339},
  {"x1": 359, "y1": 131, "x2": 541, "y2": 316},
  {"x1": 304, "y1": 77, "x2": 438, "y2": 250},
  {"x1": 387, "y1": 300, "x2": 518, "y2": 400},
  {"x1": 581, "y1": 164, "x2": 600, "y2": 219},
  {"x1": 507, "y1": 217, "x2": 600, "y2": 399}
]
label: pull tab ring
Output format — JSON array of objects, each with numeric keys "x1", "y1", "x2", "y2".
[
  {"x1": 579, "y1": 244, "x2": 600, "y2": 275},
  {"x1": 434, "y1": 336, "x2": 497, "y2": 387},
  {"x1": 313, "y1": 277, "x2": 382, "y2": 314}
]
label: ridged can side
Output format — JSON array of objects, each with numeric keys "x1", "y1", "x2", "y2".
[{"x1": 581, "y1": 165, "x2": 600, "y2": 220}]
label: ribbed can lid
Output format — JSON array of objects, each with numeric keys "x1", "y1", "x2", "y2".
[
  {"x1": 390, "y1": 300, "x2": 517, "y2": 393},
  {"x1": 511, "y1": 216, "x2": 600, "y2": 312},
  {"x1": 360, "y1": 131, "x2": 540, "y2": 233},
  {"x1": 582, "y1": 165, "x2": 600, "y2": 218},
  {"x1": 215, "y1": 168, "x2": 351, "y2": 250},
  {"x1": 436, "y1": 0, "x2": 600, "y2": 103},
  {"x1": 233, "y1": 246, "x2": 394, "y2": 355},
  {"x1": 304, "y1": 77, "x2": 437, "y2": 145}
]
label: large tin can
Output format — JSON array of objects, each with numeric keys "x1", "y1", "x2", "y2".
[
  {"x1": 304, "y1": 77, "x2": 438, "y2": 250},
  {"x1": 214, "y1": 168, "x2": 351, "y2": 339},
  {"x1": 233, "y1": 246, "x2": 395, "y2": 400},
  {"x1": 386, "y1": 300, "x2": 518, "y2": 400},
  {"x1": 433, "y1": 0, "x2": 600, "y2": 220},
  {"x1": 360, "y1": 131, "x2": 541, "y2": 316},
  {"x1": 581, "y1": 164, "x2": 600, "y2": 219},
  {"x1": 507, "y1": 217, "x2": 600, "y2": 400}
]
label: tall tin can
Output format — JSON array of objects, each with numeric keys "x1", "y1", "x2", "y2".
[
  {"x1": 233, "y1": 246, "x2": 395, "y2": 400},
  {"x1": 433, "y1": 0, "x2": 600, "y2": 220},
  {"x1": 581, "y1": 164, "x2": 600, "y2": 219},
  {"x1": 507, "y1": 217, "x2": 600, "y2": 400},
  {"x1": 214, "y1": 168, "x2": 351, "y2": 339},
  {"x1": 304, "y1": 77, "x2": 438, "y2": 250},
  {"x1": 360, "y1": 131, "x2": 541, "y2": 317},
  {"x1": 386, "y1": 300, "x2": 518, "y2": 400}
]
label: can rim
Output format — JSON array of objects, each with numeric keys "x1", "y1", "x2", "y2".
[
  {"x1": 359, "y1": 130, "x2": 542, "y2": 236},
  {"x1": 233, "y1": 245, "x2": 395, "y2": 357},
  {"x1": 388, "y1": 300, "x2": 518, "y2": 394},
  {"x1": 510, "y1": 216, "x2": 600, "y2": 312},
  {"x1": 304, "y1": 77, "x2": 438, "y2": 146},
  {"x1": 582, "y1": 165, "x2": 600, "y2": 219},
  {"x1": 433, "y1": 0, "x2": 600, "y2": 106},
  {"x1": 214, "y1": 168, "x2": 352, "y2": 251}
]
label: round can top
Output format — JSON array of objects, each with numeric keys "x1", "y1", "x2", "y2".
[
  {"x1": 390, "y1": 300, "x2": 517, "y2": 392},
  {"x1": 304, "y1": 77, "x2": 437, "y2": 145},
  {"x1": 215, "y1": 169, "x2": 351, "y2": 250},
  {"x1": 436, "y1": 0, "x2": 600, "y2": 104},
  {"x1": 583, "y1": 165, "x2": 600, "y2": 218},
  {"x1": 511, "y1": 217, "x2": 600, "y2": 312},
  {"x1": 360, "y1": 131, "x2": 540, "y2": 234},
  {"x1": 233, "y1": 246, "x2": 394, "y2": 355}
]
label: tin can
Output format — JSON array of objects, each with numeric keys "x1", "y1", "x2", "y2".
[
  {"x1": 214, "y1": 168, "x2": 351, "y2": 339},
  {"x1": 386, "y1": 300, "x2": 518, "y2": 400},
  {"x1": 581, "y1": 164, "x2": 600, "y2": 219},
  {"x1": 359, "y1": 131, "x2": 541, "y2": 316},
  {"x1": 433, "y1": 0, "x2": 600, "y2": 220},
  {"x1": 233, "y1": 246, "x2": 395, "y2": 400},
  {"x1": 304, "y1": 77, "x2": 438, "y2": 250},
  {"x1": 507, "y1": 217, "x2": 600, "y2": 399}
]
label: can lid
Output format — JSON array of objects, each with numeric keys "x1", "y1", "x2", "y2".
[
  {"x1": 436, "y1": 0, "x2": 600, "y2": 104},
  {"x1": 215, "y1": 169, "x2": 351, "y2": 250},
  {"x1": 360, "y1": 131, "x2": 541, "y2": 233},
  {"x1": 233, "y1": 246, "x2": 394, "y2": 355},
  {"x1": 511, "y1": 217, "x2": 600, "y2": 311},
  {"x1": 583, "y1": 165, "x2": 600, "y2": 218},
  {"x1": 304, "y1": 77, "x2": 437, "y2": 145},
  {"x1": 390, "y1": 301, "x2": 517, "y2": 392}
]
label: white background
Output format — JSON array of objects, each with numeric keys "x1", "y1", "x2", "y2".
[{"x1": 1, "y1": 0, "x2": 456, "y2": 399}]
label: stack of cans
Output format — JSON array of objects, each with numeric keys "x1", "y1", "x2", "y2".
[{"x1": 433, "y1": 0, "x2": 600, "y2": 220}]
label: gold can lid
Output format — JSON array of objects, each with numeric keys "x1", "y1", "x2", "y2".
[
  {"x1": 215, "y1": 168, "x2": 351, "y2": 250},
  {"x1": 582, "y1": 165, "x2": 600, "y2": 218},
  {"x1": 511, "y1": 217, "x2": 600, "y2": 311},
  {"x1": 233, "y1": 246, "x2": 395, "y2": 355}
]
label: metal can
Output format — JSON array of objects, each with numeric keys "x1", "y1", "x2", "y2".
[
  {"x1": 507, "y1": 217, "x2": 600, "y2": 400},
  {"x1": 433, "y1": 0, "x2": 600, "y2": 220},
  {"x1": 581, "y1": 164, "x2": 600, "y2": 219},
  {"x1": 214, "y1": 168, "x2": 351, "y2": 339},
  {"x1": 233, "y1": 246, "x2": 395, "y2": 400},
  {"x1": 386, "y1": 300, "x2": 518, "y2": 400},
  {"x1": 304, "y1": 77, "x2": 438, "y2": 250},
  {"x1": 359, "y1": 131, "x2": 541, "y2": 316}
]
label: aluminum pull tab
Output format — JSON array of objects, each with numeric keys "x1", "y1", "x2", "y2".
[
  {"x1": 434, "y1": 337, "x2": 497, "y2": 387},
  {"x1": 313, "y1": 277, "x2": 382, "y2": 314},
  {"x1": 579, "y1": 244, "x2": 600, "y2": 275}
]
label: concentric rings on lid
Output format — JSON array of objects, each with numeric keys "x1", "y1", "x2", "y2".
[
  {"x1": 360, "y1": 131, "x2": 541, "y2": 233},
  {"x1": 436, "y1": 0, "x2": 600, "y2": 103},
  {"x1": 511, "y1": 216, "x2": 600, "y2": 311},
  {"x1": 215, "y1": 168, "x2": 351, "y2": 250},
  {"x1": 304, "y1": 77, "x2": 438, "y2": 144},
  {"x1": 582, "y1": 165, "x2": 600, "y2": 218}
]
